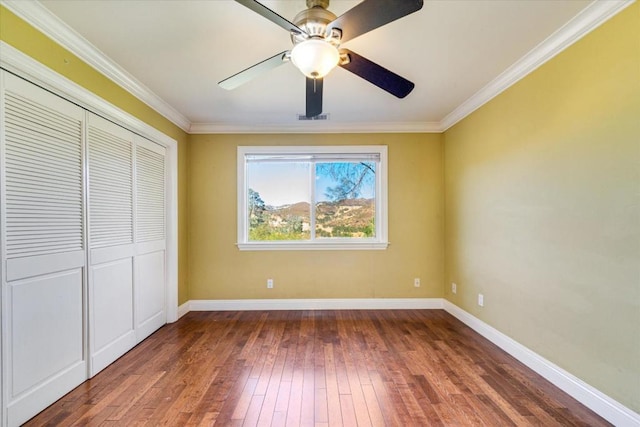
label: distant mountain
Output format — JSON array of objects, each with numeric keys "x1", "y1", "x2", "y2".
[
  {"x1": 266, "y1": 198, "x2": 375, "y2": 238},
  {"x1": 269, "y1": 201, "x2": 310, "y2": 218}
]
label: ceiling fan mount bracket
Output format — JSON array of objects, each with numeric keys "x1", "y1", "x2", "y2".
[{"x1": 306, "y1": 0, "x2": 330, "y2": 9}]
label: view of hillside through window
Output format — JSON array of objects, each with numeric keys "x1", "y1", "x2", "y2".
[{"x1": 247, "y1": 161, "x2": 376, "y2": 241}]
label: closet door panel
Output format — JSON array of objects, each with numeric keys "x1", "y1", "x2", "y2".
[
  {"x1": 134, "y1": 137, "x2": 166, "y2": 342},
  {"x1": 87, "y1": 113, "x2": 135, "y2": 377},
  {"x1": 90, "y1": 258, "x2": 135, "y2": 374},
  {"x1": 90, "y1": 244, "x2": 134, "y2": 266},
  {"x1": 9, "y1": 270, "x2": 84, "y2": 396},
  {"x1": 1, "y1": 72, "x2": 87, "y2": 427},
  {"x1": 135, "y1": 250, "x2": 166, "y2": 341},
  {"x1": 6, "y1": 250, "x2": 84, "y2": 282}
]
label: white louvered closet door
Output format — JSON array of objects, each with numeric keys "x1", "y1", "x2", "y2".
[
  {"x1": 87, "y1": 113, "x2": 136, "y2": 376},
  {"x1": 134, "y1": 137, "x2": 166, "y2": 342},
  {"x1": 1, "y1": 72, "x2": 87, "y2": 427},
  {"x1": 86, "y1": 115, "x2": 168, "y2": 374}
]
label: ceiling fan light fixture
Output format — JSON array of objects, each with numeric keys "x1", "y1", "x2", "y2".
[{"x1": 290, "y1": 39, "x2": 340, "y2": 79}]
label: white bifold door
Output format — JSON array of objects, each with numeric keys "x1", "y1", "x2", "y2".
[
  {"x1": 87, "y1": 114, "x2": 166, "y2": 376},
  {"x1": 1, "y1": 73, "x2": 88, "y2": 427},
  {"x1": 1, "y1": 71, "x2": 168, "y2": 427}
]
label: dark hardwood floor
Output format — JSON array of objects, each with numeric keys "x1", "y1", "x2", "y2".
[{"x1": 25, "y1": 310, "x2": 610, "y2": 426}]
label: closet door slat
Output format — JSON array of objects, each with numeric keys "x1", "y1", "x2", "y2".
[
  {"x1": 88, "y1": 124, "x2": 134, "y2": 249},
  {"x1": 136, "y1": 144, "x2": 165, "y2": 243},
  {"x1": 4, "y1": 90, "x2": 84, "y2": 259}
]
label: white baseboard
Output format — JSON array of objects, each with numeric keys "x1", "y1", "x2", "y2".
[
  {"x1": 187, "y1": 298, "x2": 443, "y2": 311},
  {"x1": 177, "y1": 301, "x2": 191, "y2": 319},
  {"x1": 442, "y1": 300, "x2": 640, "y2": 427}
]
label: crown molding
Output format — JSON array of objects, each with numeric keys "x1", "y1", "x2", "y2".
[
  {"x1": 188, "y1": 120, "x2": 443, "y2": 134},
  {"x1": 2, "y1": 0, "x2": 633, "y2": 135},
  {"x1": 440, "y1": 0, "x2": 635, "y2": 131},
  {"x1": 0, "y1": 41, "x2": 177, "y2": 148},
  {"x1": 1, "y1": 0, "x2": 192, "y2": 132}
]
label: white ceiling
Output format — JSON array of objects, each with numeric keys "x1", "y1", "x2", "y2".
[{"x1": 10, "y1": 0, "x2": 617, "y2": 132}]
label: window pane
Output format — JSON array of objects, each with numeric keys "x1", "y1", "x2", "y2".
[
  {"x1": 247, "y1": 161, "x2": 311, "y2": 241},
  {"x1": 315, "y1": 162, "x2": 376, "y2": 238}
]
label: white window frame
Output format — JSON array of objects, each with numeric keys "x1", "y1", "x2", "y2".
[{"x1": 237, "y1": 145, "x2": 388, "y2": 251}]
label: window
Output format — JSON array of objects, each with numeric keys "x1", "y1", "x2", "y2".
[{"x1": 237, "y1": 146, "x2": 388, "y2": 250}]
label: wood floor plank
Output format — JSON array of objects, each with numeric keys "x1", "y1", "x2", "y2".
[
  {"x1": 360, "y1": 384, "x2": 385, "y2": 427},
  {"x1": 107, "y1": 371, "x2": 166, "y2": 421},
  {"x1": 369, "y1": 370, "x2": 408, "y2": 426},
  {"x1": 300, "y1": 367, "x2": 316, "y2": 426},
  {"x1": 209, "y1": 365, "x2": 252, "y2": 425},
  {"x1": 314, "y1": 386, "x2": 329, "y2": 425},
  {"x1": 231, "y1": 377, "x2": 259, "y2": 420},
  {"x1": 273, "y1": 380, "x2": 292, "y2": 416},
  {"x1": 256, "y1": 348, "x2": 288, "y2": 426},
  {"x1": 285, "y1": 368, "x2": 304, "y2": 426},
  {"x1": 242, "y1": 394, "x2": 265, "y2": 426},
  {"x1": 271, "y1": 410, "x2": 287, "y2": 427},
  {"x1": 323, "y1": 343, "x2": 343, "y2": 426},
  {"x1": 63, "y1": 374, "x2": 141, "y2": 426},
  {"x1": 338, "y1": 394, "x2": 358, "y2": 427},
  {"x1": 23, "y1": 310, "x2": 611, "y2": 427}
]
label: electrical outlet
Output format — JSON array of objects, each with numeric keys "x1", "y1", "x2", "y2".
[
  {"x1": 452, "y1": 282, "x2": 457, "y2": 294},
  {"x1": 414, "y1": 278, "x2": 421, "y2": 287},
  {"x1": 267, "y1": 279, "x2": 274, "y2": 289},
  {"x1": 478, "y1": 293, "x2": 484, "y2": 307}
]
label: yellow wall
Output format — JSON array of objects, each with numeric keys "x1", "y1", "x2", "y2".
[
  {"x1": 443, "y1": 3, "x2": 640, "y2": 412},
  {"x1": 0, "y1": 6, "x2": 190, "y2": 304},
  {"x1": 187, "y1": 133, "x2": 444, "y2": 300}
]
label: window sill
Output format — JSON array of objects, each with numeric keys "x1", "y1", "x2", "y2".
[{"x1": 237, "y1": 241, "x2": 389, "y2": 251}]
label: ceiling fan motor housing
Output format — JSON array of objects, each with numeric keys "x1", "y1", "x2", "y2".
[{"x1": 291, "y1": 5, "x2": 339, "y2": 45}]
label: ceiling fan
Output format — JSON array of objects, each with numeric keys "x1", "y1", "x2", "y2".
[{"x1": 218, "y1": 0, "x2": 424, "y2": 118}]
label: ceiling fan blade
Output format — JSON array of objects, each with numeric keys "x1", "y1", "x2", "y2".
[
  {"x1": 306, "y1": 77, "x2": 323, "y2": 118},
  {"x1": 328, "y1": 0, "x2": 423, "y2": 43},
  {"x1": 219, "y1": 51, "x2": 289, "y2": 90},
  {"x1": 234, "y1": 0, "x2": 306, "y2": 35},
  {"x1": 339, "y1": 49, "x2": 414, "y2": 98}
]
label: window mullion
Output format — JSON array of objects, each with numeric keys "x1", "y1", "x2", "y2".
[{"x1": 310, "y1": 160, "x2": 316, "y2": 241}]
